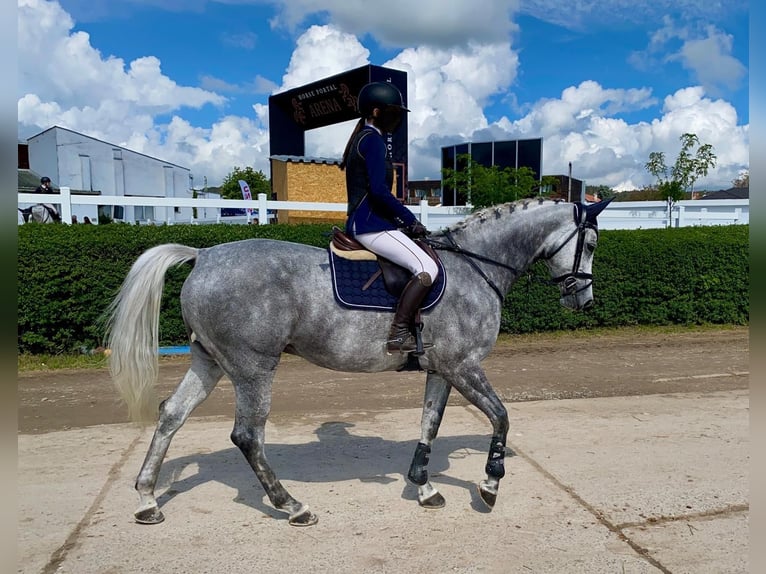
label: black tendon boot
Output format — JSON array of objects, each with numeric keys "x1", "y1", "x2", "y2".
[{"x1": 387, "y1": 272, "x2": 433, "y2": 354}]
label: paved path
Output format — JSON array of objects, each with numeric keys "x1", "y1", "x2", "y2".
[{"x1": 18, "y1": 389, "x2": 748, "y2": 573}]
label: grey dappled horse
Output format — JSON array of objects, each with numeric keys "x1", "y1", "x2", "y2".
[
  {"x1": 18, "y1": 203, "x2": 61, "y2": 224},
  {"x1": 107, "y1": 198, "x2": 611, "y2": 526}
]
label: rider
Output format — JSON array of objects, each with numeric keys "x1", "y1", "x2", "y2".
[
  {"x1": 32, "y1": 176, "x2": 62, "y2": 222},
  {"x1": 340, "y1": 81, "x2": 439, "y2": 354},
  {"x1": 35, "y1": 176, "x2": 53, "y2": 194}
]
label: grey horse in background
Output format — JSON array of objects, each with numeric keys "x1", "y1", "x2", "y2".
[
  {"x1": 106, "y1": 198, "x2": 611, "y2": 526},
  {"x1": 18, "y1": 203, "x2": 61, "y2": 224}
]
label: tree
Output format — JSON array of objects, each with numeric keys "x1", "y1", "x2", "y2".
[
  {"x1": 732, "y1": 170, "x2": 749, "y2": 188},
  {"x1": 611, "y1": 187, "x2": 664, "y2": 202},
  {"x1": 442, "y1": 154, "x2": 547, "y2": 209},
  {"x1": 586, "y1": 184, "x2": 616, "y2": 201},
  {"x1": 219, "y1": 166, "x2": 271, "y2": 200},
  {"x1": 645, "y1": 133, "x2": 717, "y2": 203}
]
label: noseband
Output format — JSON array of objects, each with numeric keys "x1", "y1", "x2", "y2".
[{"x1": 544, "y1": 203, "x2": 597, "y2": 296}]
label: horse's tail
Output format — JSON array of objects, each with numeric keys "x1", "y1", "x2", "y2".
[{"x1": 105, "y1": 244, "x2": 198, "y2": 423}]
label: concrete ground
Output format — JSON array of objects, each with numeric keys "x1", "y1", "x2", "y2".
[{"x1": 18, "y1": 389, "x2": 748, "y2": 574}]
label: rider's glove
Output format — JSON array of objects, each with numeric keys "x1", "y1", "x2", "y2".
[{"x1": 405, "y1": 220, "x2": 430, "y2": 238}]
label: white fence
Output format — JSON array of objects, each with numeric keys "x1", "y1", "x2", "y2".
[
  {"x1": 18, "y1": 187, "x2": 748, "y2": 230},
  {"x1": 596, "y1": 199, "x2": 749, "y2": 230}
]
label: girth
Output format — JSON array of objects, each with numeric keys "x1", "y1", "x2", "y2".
[{"x1": 330, "y1": 227, "x2": 442, "y2": 297}]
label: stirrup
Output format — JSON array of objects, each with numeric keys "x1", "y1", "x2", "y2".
[{"x1": 387, "y1": 325, "x2": 433, "y2": 356}]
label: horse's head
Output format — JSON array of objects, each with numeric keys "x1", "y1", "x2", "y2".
[{"x1": 540, "y1": 199, "x2": 612, "y2": 311}]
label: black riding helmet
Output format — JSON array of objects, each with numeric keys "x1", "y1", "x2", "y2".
[
  {"x1": 357, "y1": 82, "x2": 409, "y2": 117},
  {"x1": 357, "y1": 82, "x2": 409, "y2": 133},
  {"x1": 41, "y1": 176, "x2": 51, "y2": 183}
]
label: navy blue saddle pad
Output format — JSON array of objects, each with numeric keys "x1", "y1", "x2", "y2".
[{"x1": 329, "y1": 248, "x2": 446, "y2": 311}]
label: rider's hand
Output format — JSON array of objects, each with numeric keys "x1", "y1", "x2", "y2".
[{"x1": 406, "y1": 221, "x2": 429, "y2": 238}]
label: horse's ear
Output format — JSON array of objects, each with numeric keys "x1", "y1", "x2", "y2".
[{"x1": 584, "y1": 197, "x2": 614, "y2": 221}]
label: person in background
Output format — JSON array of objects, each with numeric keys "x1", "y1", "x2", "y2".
[
  {"x1": 82, "y1": 216, "x2": 92, "y2": 225},
  {"x1": 35, "y1": 176, "x2": 53, "y2": 194},
  {"x1": 33, "y1": 176, "x2": 61, "y2": 221},
  {"x1": 339, "y1": 81, "x2": 438, "y2": 355}
]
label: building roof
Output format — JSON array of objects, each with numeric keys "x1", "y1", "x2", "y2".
[
  {"x1": 27, "y1": 125, "x2": 190, "y2": 170},
  {"x1": 270, "y1": 155, "x2": 341, "y2": 165},
  {"x1": 18, "y1": 168, "x2": 99, "y2": 195},
  {"x1": 408, "y1": 180, "x2": 441, "y2": 190},
  {"x1": 18, "y1": 168, "x2": 48, "y2": 191},
  {"x1": 699, "y1": 187, "x2": 749, "y2": 200}
]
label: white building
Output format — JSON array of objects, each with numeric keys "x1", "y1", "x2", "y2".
[{"x1": 26, "y1": 126, "x2": 197, "y2": 224}]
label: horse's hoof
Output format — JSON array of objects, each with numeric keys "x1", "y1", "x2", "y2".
[
  {"x1": 134, "y1": 505, "x2": 165, "y2": 524},
  {"x1": 419, "y1": 491, "x2": 446, "y2": 509},
  {"x1": 478, "y1": 481, "x2": 497, "y2": 510},
  {"x1": 288, "y1": 505, "x2": 318, "y2": 527}
]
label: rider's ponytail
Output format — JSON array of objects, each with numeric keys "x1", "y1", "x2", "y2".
[{"x1": 339, "y1": 118, "x2": 365, "y2": 171}]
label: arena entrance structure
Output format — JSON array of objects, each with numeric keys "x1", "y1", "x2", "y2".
[{"x1": 268, "y1": 64, "x2": 410, "y2": 200}]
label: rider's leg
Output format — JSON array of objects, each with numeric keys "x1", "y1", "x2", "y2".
[
  {"x1": 386, "y1": 271, "x2": 433, "y2": 353},
  {"x1": 354, "y1": 230, "x2": 439, "y2": 353}
]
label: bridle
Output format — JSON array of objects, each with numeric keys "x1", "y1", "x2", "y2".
[
  {"x1": 425, "y1": 202, "x2": 597, "y2": 302},
  {"x1": 543, "y1": 203, "x2": 597, "y2": 297}
]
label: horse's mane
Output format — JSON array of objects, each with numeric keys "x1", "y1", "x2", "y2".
[{"x1": 435, "y1": 197, "x2": 568, "y2": 236}]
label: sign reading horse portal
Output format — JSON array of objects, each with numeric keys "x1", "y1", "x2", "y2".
[
  {"x1": 287, "y1": 81, "x2": 359, "y2": 128},
  {"x1": 270, "y1": 66, "x2": 374, "y2": 132}
]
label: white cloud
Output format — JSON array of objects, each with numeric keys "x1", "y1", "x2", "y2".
[
  {"x1": 279, "y1": 25, "x2": 370, "y2": 90},
  {"x1": 221, "y1": 30, "x2": 258, "y2": 50},
  {"x1": 516, "y1": 0, "x2": 746, "y2": 30},
  {"x1": 17, "y1": 0, "x2": 748, "y2": 191},
  {"x1": 266, "y1": 0, "x2": 519, "y2": 47},
  {"x1": 671, "y1": 26, "x2": 747, "y2": 93},
  {"x1": 629, "y1": 18, "x2": 747, "y2": 96},
  {"x1": 200, "y1": 74, "x2": 279, "y2": 95},
  {"x1": 17, "y1": 0, "x2": 226, "y2": 134},
  {"x1": 488, "y1": 83, "x2": 747, "y2": 190}
]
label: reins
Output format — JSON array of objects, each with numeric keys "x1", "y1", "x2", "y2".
[
  {"x1": 425, "y1": 203, "x2": 597, "y2": 302},
  {"x1": 425, "y1": 229, "x2": 519, "y2": 302}
]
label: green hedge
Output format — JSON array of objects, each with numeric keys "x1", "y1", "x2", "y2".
[
  {"x1": 18, "y1": 223, "x2": 749, "y2": 354},
  {"x1": 501, "y1": 225, "x2": 749, "y2": 332}
]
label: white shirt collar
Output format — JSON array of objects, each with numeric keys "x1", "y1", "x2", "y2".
[{"x1": 364, "y1": 120, "x2": 381, "y2": 135}]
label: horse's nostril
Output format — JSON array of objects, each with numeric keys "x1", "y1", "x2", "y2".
[{"x1": 582, "y1": 299, "x2": 594, "y2": 310}]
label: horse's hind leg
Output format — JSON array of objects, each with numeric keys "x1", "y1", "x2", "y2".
[
  {"x1": 134, "y1": 342, "x2": 223, "y2": 524},
  {"x1": 409, "y1": 371, "x2": 451, "y2": 509},
  {"x1": 228, "y1": 358, "x2": 318, "y2": 527}
]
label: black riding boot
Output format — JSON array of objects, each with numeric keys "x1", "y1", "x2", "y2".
[{"x1": 387, "y1": 272, "x2": 433, "y2": 354}]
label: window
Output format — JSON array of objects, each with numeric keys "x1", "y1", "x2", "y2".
[
  {"x1": 493, "y1": 141, "x2": 517, "y2": 170},
  {"x1": 98, "y1": 205, "x2": 124, "y2": 222},
  {"x1": 441, "y1": 146, "x2": 456, "y2": 206},
  {"x1": 164, "y1": 166, "x2": 174, "y2": 196},
  {"x1": 134, "y1": 205, "x2": 155, "y2": 221},
  {"x1": 518, "y1": 139, "x2": 542, "y2": 178},
  {"x1": 79, "y1": 155, "x2": 92, "y2": 191},
  {"x1": 470, "y1": 142, "x2": 492, "y2": 169}
]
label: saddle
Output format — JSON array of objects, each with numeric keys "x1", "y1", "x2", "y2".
[{"x1": 330, "y1": 227, "x2": 442, "y2": 298}]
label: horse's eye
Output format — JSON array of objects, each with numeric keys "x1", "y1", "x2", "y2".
[{"x1": 586, "y1": 242, "x2": 596, "y2": 253}]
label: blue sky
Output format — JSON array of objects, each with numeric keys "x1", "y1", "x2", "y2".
[{"x1": 18, "y1": 0, "x2": 749, "y2": 190}]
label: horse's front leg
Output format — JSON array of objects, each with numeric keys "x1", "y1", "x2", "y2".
[
  {"x1": 444, "y1": 364, "x2": 509, "y2": 510},
  {"x1": 408, "y1": 371, "x2": 451, "y2": 509}
]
